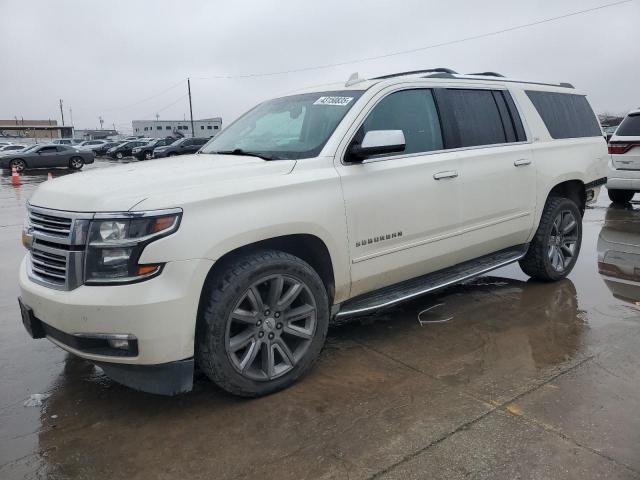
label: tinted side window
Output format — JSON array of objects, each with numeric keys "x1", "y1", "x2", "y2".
[
  {"x1": 358, "y1": 89, "x2": 443, "y2": 157},
  {"x1": 436, "y1": 89, "x2": 506, "y2": 148},
  {"x1": 525, "y1": 91, "x2": 601, "y2": 139},
  {"x1": 616, "y1": 113, "x2": 640, "y2": 137},
  {"x1": 194, "y1": 138, "x2": 208, "y2": 145}
]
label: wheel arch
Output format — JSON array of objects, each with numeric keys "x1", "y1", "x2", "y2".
[
  {"x1": 547, "y1": 179, "x2": 586, "y2": 215},
  {"x1": 198, "y1": 233, "x2": 337, "y2": 314},
  {"x1": 10, "y1": 157, "x2": 27, "y2": 167}
]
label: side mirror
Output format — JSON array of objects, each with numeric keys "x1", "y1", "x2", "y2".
[{"x1": 347, "y1": 130, "x2": 406, "y2": 162}]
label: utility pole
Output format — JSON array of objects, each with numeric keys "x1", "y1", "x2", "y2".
[
  {"x1": 187, "y1": 78, "x2": 195, "y2": 137},
  {"x1": 99, "y1": 116, "x2": 104, "y2": 130},
  {"x1": 59, "y1": 99, "x2": 65, "y2": 126},
  {"x1": 69, "y1": 108, "x2": 73, "y2": 126}
]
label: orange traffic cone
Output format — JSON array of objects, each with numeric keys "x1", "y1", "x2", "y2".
[
  {"x1": 47, "y1": 172, "x2": 53, "y2": 181},
  {"x1": 11, "y1": 165, "x2": 20, "y2": 186}
]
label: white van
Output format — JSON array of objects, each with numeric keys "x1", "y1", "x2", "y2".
[{"x1": 19, "y1": 69, "x2": 608, "y2": 396}]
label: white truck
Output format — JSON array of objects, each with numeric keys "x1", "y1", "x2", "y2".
[{"x1": 19, "y1": 69, "x2": 608, "y2": 396}]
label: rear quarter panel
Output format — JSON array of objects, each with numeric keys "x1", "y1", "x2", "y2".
[{"x1": 511, "y1": 87, "x2": 608, "y2": 238}]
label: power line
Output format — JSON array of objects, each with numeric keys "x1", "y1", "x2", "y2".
[
  {"x1": 141, "y1": 94, "x2": 188, "y2": 120},
  {"x1": 193, "y1": 0, "x2": 634, "y2": 80},
  {"x1": 102, "y1": 78, "x2": 186, "y2": 112}
]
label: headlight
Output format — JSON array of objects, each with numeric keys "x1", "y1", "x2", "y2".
[{"x1": 84, "y1": 209, "x2": 181, "y2": 285}]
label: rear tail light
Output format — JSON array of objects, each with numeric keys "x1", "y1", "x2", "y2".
[{"x1": 608, "y1": 143, "x2": 639, "y2": 154}]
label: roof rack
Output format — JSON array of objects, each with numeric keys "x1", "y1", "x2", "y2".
[
  {"x1": 467, "y1": 72, "x2": 505, "y2": 77},
  {"x1": 372, "y1": 68, "x2": 458, "y2": 80},
  {"x1": 421, "y1": 72, "x2": 574, "y2": 89},
  {"x1": 371, "y1": 68, "x2": 575, "y2": 89}
]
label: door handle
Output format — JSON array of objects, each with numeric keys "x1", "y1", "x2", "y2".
[
  {"x1": 514, "y1": 159, "x2": 531, "y2": 167},
  {"x1": 433, "y1": 170, "x2": 458, "y2": 180}
]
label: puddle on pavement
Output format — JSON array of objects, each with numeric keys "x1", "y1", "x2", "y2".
[{"x1": 1, "y1": 176, "x2": 640, "y2": 479}]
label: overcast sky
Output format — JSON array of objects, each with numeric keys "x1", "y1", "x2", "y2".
[{"x1": 0, "y1": 0, "x2": 638, "y2": 133}]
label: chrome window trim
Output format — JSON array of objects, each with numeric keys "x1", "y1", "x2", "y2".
[{"x1": 338, "y1": 84, "x2": 532, "y2": 166}]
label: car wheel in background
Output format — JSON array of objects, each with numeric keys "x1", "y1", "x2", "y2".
[
  {"x1": 520, "y1": 196, "x2": 582, "y2": 282},
  {"x1": 144, "y1": 151, "x2": 152, "y2": 160},
  {"x1": 10, "y1": 159, "x2": 26, "y2": 173},
  {"x1": 168, "y1": 152, "x2": 177, "y2": 157},
  {"x1": 115, "y1": 152, "x2": 124, "y2": 160},
  {"x1": 69, "y1": 156, "x2": 85, "y2": 170},
  {"x1": 607, "y1": 189, "x2": 635, "y2": 204},
  {"x1": 196, "y1": 250, "x2": 329, "y2": 397}
]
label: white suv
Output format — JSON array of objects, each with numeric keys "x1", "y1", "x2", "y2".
[
  {"x1": 18, "y1": 69, "x2": 608, "y2": 396},
  {"x1": 607, "y1": 109, "x2": 640, "y2": 203}
]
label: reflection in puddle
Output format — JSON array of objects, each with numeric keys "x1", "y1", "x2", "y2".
[{"x1": 598, "y1": 204, "x2": 640, "y2": 305}]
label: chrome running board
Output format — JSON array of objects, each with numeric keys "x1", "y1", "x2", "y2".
[{"x1": 336, "y1": 244, "x2": 529, "y2": 318}]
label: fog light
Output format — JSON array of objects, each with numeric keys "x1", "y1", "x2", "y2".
[{"x1": 108, "y1": 338, "x2": 131, "y2": 350}]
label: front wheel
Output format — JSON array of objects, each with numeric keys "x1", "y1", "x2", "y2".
[
  {"x1": 144, "y1": 151, "x2": 152, "y2": 160},
  {"x1": 69, "y1": 156, "x2": 84, "y2": 170},
  {"x1": 608, "y1": 189, "x2": 635, "y2": 204},
  {"x1": 115, "y1": 152, "x2": 124, "y2": 160},
  {"x1": 10, "y1": 159, "x2": 26, "y2": 173},
  {"x1": 520, "y1": 196, "x2": 582, "y2": 282},
  {"x1": 196, "y1": 250, "x2": 329, "y2": 397}
]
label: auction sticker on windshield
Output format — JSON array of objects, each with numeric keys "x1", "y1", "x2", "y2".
[{"x1": 313, "y1": 96, "x2": 354, "y2": 106}]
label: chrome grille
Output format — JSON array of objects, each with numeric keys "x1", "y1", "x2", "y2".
[
  {"x1": 30, "y1": 246, "x2": 68, "y2": 286},
  {"x1": 29, "y1": 211, "x2": 72, "y2": 237},
  {"x1": 26, "y1": 205, "x2": 92, "y2": 291}
]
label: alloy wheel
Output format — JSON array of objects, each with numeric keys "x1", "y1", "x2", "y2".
[
  {"x1": 70, "y1": 157, "x2": 83, "y2": 169},
  {"x1": 547, "y1": 210, "x2": 578, "y2": 272},
  {"x1": 225, "y1": 274, "x2": 317, "y2": 381},
  {"x1": 11, "y1": 159, "x2": 26, "y2": 173}
]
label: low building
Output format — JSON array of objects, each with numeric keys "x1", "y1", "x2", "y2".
[
  {"x1": 131, "y1": 117, "x2": 222, "y2": 139},
  {"x1": 74, "y1": 129, "x2": 119, "y2": 140},
  {"x1": 0, "y1": 119, "x2": 73, "y2": 140}
]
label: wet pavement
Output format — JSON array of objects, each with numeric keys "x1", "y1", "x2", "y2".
[{"x1": 0, "y1": 161, "x2": 639, "y2": 479}]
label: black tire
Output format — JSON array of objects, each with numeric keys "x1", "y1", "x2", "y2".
[
  {"x1": 115, "y1": 152, "x2": 124, "y2": 160},
  {"x1": 68, "y1": 156, "x2": 84, "y2": 170},
  {"x1": 607, "y1": 189, "x2": 635, "y2": 204},
  {"x1": 144, "y1": 150, "x2": 152, "y2": 160},
  {"x1": 10, "y1": 159, "x2": 26, "y2": 173},
  {"x1": 520, "y1": 196, "x2": 582, "y2": 282},
  {"x1": 168, "y1": 152, "x2": 178, "y2": 157},
  {"x1": 196, "y1": 250, "x2": 329, "y2": 397}
]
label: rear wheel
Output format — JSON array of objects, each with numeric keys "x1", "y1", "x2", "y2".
[
  {"x1": 144, "y1": 150, "x2": 152, "y2": 160},
  {"x1": 520, "y1": 196, "x2": 582, "y2": 282},
  {"x1": 115, "y1": 152, "x2": 124, "y2": 160},
  {"x1": 69, "y1": 156, "x2": 84, "y2": 170},
  {"x1": 10, "y1": 159, "x2": 26, "y2": 173},
  {"x1": 608, "y1": 189, "x2": 635, "y2": 204},
  {"x1": 196, "y1": 250, "x2": 329, "y2": 397}
]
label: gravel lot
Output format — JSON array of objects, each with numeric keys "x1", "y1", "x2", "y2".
[{"x1": 1, "y1": 160, "x2": 639, "y2": 479}]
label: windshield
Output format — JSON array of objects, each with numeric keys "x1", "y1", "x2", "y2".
[
  {"x1": 21, "y1": 145, "x2": 40, "y2": 153},
  {"x1": 200, "y1": 90, "x2": 364, "y2": 160}
]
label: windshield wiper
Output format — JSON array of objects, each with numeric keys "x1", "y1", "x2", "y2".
[{"x1": 212, "y1": 149, "x2": 276, "y2": 161}]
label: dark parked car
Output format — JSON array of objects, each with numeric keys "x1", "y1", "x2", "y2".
[
  {"x1": 94, "y1": 141, "x2": 123, "y2": 156},
  {"x1": 107, "y1": 140, "x2": 148, "y2": 159},
  {"x1": 0, "y1": 144, "x2": 94, "y2": 172},
  {"x1": 132, "y1": 137, "x2": 178, "y2": 160},
  {"x1": 153, "y1": 137, "x2": 209, "y2": 158}
]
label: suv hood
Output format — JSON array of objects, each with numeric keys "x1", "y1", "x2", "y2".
[{"x1": 29, "y1": 154, "x2": 296, "y2": 212}]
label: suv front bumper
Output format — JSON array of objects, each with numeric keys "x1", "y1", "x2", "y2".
[{"x1": 18, "y1": 256, "x2": 213, "y2": 395}]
